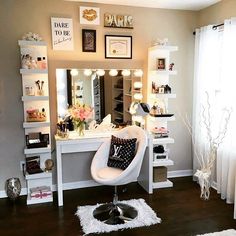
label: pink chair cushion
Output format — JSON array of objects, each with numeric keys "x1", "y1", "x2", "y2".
[{"x1": 97, "y1": 167, "x2": 123, "y2": 179}]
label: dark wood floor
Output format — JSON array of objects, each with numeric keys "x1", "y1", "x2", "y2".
[{"x1": 0, "y1": 177, "x2": 235, "y2": 236}]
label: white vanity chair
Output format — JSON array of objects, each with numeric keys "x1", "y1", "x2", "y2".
[{"x1": 90, "y1": 125, "x2": 148, "y2": 225}]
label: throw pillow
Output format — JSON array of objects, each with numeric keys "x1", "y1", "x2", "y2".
[{"x1": 107, "y1": 135, "x2": 137, "y2": 170}]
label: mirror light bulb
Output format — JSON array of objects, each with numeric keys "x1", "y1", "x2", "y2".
[
  {"x1": 96, "y1": 69, "x2": 105, "y2": 77},
  {"x1": 84, "y1": 69, "x2": 92, "y2": 77},
  {"x1": 134, "y1": 81, "x2": 143, "y2": 89},
  {"x1": 134, "y1": 69, "x2": 143, "y2": 77},
  {"x1": 121, "y1": 69, "x2": 131, "y2": 76},
  {"x1": 134, "y1": 93, "x2": 143, "y2": 100},
  {"x1": 109, "y1": 69, "x2": 118, "y2": 76},
  {"x1": 70, "y1": 69, "x2": 79, "y2": 76}
]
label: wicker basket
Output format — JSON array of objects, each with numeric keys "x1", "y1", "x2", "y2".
[{"x1": 153, "y1": 166, "x2": 167, "y2": 182}]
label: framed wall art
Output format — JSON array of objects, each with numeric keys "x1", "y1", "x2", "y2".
[
  {"x1": 105, "y1": 35, "x2": 132, "y2": 59},
  {"x1": 80, "y1": 6, "x2": 100, "y2": 25},
  {"x1": 104, "y1": 13, "x2": 133, "y2": 29},
  {"x1": 157, "y1": 58, "x2": 166, "y2": 70},
  {"x1": 51, "y1": 17, "x2": 74, "y2": 50},
  {"x1": 82, "y1": 29, "x2": 96, "y2": 52}
]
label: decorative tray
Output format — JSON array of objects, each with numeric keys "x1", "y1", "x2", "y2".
[{"x1": 149, "y1": 114, "x2": 174, "y2": 117}]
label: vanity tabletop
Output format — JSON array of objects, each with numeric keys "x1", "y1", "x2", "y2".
[{"x1": 55, "y1": 130, "x2": 117, "y2": 143}]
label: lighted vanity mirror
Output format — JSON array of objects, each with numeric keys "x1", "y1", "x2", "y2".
[{"x1": 56, "y1": 69, "x2": 143, "y2": 126}]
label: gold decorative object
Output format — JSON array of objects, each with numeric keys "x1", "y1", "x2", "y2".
[
  {"x1": 45, "y1": 159, "x2": 54, "y2": 172},
  {"x1": 83, "y1": 9, "x2": 97, "y2": 21}
]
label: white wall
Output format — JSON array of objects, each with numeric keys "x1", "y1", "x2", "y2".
[{"x1": 198, "y1": 0, "x2": 236, "y2": 27}]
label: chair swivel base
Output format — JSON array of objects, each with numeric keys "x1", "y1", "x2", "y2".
[{"x1": 93, "y1": 203, "x2": 138, "y2": 225}]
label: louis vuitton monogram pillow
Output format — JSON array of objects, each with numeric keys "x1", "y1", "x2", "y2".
[{"x1": 107, "y1": 135, "x2": 137, "y2": 170}]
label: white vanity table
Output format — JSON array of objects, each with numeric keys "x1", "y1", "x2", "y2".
[{"x1": 55, "y1": 130, "x2": 151, "y2": 206}]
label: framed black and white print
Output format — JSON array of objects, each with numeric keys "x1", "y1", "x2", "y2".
[
  {"x1": 82, "y1": 29, "x2": 96, "y2": 52},
  {"x1": 105, "y1": 35, "x2": 132, "y2": 59}
]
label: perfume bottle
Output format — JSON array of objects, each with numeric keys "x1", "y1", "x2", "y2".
[
  {"x1": 41, "y1": 108, "x2": 46, "y2": 119},
  {"x1": 41, "y1": 57, "x2": 47, "y2": 69},
  {"x1": 37, "y1": 57, "x2": 42, "y2": 69}
]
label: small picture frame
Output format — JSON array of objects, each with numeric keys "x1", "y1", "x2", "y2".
[
  {"x1": 80, "y1": 6, "x2": 100, "y2": 25},
  {"x1": 158, "y1": 87, "x2": 165, "y2": 94},
  {"x1": 105, "y1": 35, "x2": 132, "y2": 59},
  {"x1": 157, "y1": 58, "x2": 166, "y2": 70},
  {"x1": 82, "y1": 29, "x2": 96, "y2": 52}
]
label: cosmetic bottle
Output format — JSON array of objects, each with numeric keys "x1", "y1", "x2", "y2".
[
  {"x1": 41, "y1": 57, "x2": 47, "y2": 69},
  {"x1": 37, "y1": 57, "x2": 42, "y2": 69},
  {"x1": 41, "y1": 108, "x2": 46, "y2": 118}
]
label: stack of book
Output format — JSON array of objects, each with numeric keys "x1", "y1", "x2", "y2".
[
  {"x1": 151, "y1": 127, "x2": 169, "y2": 138},
  {"x1": 30, "y1": 186, "x2": 52, "y2": 199}
]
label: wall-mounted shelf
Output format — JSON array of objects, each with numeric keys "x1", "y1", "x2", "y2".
[
  {"x1": 151, "y1": 93, "x2": 176, "y2": 99},
  {"x1": 22, "y1": 96, "x2": 49, "y2": 101},
  {"x1": 23, "y1": 122, "x2": 50, "y2": 128},
  {"x1": 25, "y1": 172, "x2": 52, "y2": 180},
  {"x1": 20, "y1": 69, "x2": 48, "y2": 75},
  {"x1": 27, "y1": 194, "x2": 53, "y2": 205},
  {"x1": 153, "y1": 180, "x2": 173, "y2": 189},
  {"x1": 149, "y1": 116, "x2": 175, "y2": 122},
  {"x1": 149, "y1": 45, "x2": 178, "y2": 52},
  {"x1": 24, "y1": 146, "x2": 51, "y2": 155},
  {"x1": 18, "y1": 40, "x2": 47, "y2": 46},
  {"x1": 150, "y1": 70, "x2": 177, "y2": 75},
  {"x1": 153, "y1": 159, "x2": 174, "y2": 167},
  {"x1": 153, "y1": 137, "x2": 175, "y2": 145}
]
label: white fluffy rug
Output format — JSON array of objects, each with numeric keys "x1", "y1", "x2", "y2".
[
  {"x1": 197, "y1": 229, "x2": 236, "y2": 236},
  {"x1": 76, "y1": 198, "x2": 161, "y2": 235}
]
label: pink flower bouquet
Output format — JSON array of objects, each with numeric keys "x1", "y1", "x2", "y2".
[{"x1": 68, "y1": 103, "x2": 93, "y2": 135}]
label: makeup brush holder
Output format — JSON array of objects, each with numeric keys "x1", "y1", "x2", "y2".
[{"x1": 37, "y1": 89, "x2": 44, "y2": 96}]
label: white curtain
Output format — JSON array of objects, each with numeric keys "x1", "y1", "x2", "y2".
[{"x1": 193, "y1": 18, "x2": 236, "y2": 217}]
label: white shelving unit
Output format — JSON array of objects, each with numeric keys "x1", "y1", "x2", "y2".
[
  {"x1": 147, "y1": 44, "x2": 178, "y2": 191},
  {"x1": 18, "y1": 40, "x2": 53, "y2": 205}
]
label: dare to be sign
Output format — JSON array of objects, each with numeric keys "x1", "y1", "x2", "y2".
[{"x1": 51, "y1": 17, "x2": 74, "y2": 50}]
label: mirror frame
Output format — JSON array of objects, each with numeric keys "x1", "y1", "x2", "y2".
[{"x1": 49, "y1": 60, "x2": 144, "y2": 138}]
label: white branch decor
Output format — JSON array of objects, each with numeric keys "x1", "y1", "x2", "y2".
[{"x1": 182, "y1": 92, "x2": 232, "y2": 200}]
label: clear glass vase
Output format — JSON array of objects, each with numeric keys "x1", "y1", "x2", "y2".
[{"x1": 76, "y1": 122, "x2": 85, "y2": 136}]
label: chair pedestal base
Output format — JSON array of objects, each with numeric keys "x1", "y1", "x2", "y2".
[{"x1": 93, "y1": 203, "x2": 138, "y2": 225}]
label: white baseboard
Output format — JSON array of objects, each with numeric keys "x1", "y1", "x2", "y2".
[
  {"x1": 62, "y1": 180, "x2": 101, "y2": 190},
  {"x1": 0, "y1": 188, "x2": 27, "y2": 198},
  {"x1": 0, "y1": 170, "x2": 193, "y2": 199},
  {"x1": 211, "y1": 181, "x2": 217, "y2": 190},
  {"x1": 168, "y1": 169, "x2": 193, "y2": 178},
  {"x1": 0, "y1": 181, "x2": 100, "y2": 199}
]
